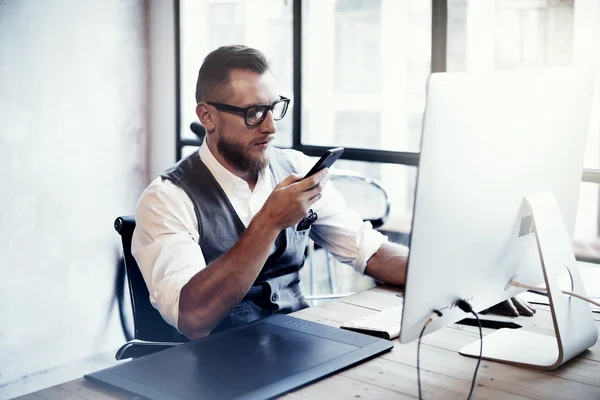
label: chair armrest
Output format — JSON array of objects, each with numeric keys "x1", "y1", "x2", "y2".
[{"x1": 115, "y1": 339, "x2": 183, "y2": 360}]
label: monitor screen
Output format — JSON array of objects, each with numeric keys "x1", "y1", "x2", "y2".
[{"x1": 400, "y1": 67, "x2": 596, "y2": 344}]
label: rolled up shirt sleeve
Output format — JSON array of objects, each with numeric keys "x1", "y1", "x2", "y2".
[
  {"x1": 308, "y1": 195, "x2": 389, "y2": 275},
  {"x1": 131, "y1": 178, "x2": 205, "y2": 330}
]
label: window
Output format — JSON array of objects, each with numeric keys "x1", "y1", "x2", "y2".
[
  {"x1": 447, "y1": 0, "x2": 575, "y2": 72},
  {"x1": 178, "y1": 0, "x2": 600, "y2": 261},
  {"x1": 178, "y1": 0, "x2": 428, "y2": 228},
  {"x1": 301, "y1": 0, "x2": 431, "y2": 153},
  {"x1": 179, "y1": 0, "x2": 293, "y2": 147},
  {"x1": 446, "y1": 0, "x2": 600, "y2": 256}
]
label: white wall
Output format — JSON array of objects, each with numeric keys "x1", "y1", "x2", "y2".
[{"x1": 0, "y1": 0, "x2": 148, "y2": 396}]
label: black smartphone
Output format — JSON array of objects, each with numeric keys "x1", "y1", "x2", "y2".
[{"x1": 303, "y1": 147, "x2": 345, "y2": 179}]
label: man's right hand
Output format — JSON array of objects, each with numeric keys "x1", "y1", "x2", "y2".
[
  {"x1": 178, "y1": 169, "x2": 328, "y2": 339},
  {"x1": 255, "y1": 168, "x2": 328, "y2": 232}
]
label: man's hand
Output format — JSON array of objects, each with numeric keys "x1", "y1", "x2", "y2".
[
  {"x1": 481, "y1": 297, "x2": 536, "y2": 317},
  {"x1": 254, "y1": 168, "x2": 328, "y2": 232},
  {"x1": 178, "y1": 169, "x2": 328, "y2": 339}
]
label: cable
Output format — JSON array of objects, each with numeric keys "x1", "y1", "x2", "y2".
[
  {"x1": 417, "y1": 310, "x2": 442, "y2": 400},
  {"x1": 455, "y1": 300, "x2": 483, "y2": 400},
  {"x1": 510, "y1": 281, "x2": 600, "y2": 308}
]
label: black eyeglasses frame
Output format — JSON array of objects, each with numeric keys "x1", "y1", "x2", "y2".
[{"x1": 206, "y1": 96, "x2": 290, "y2": 127}]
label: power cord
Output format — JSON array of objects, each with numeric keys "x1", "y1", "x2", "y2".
[
  {"x1": 510, "y1": 281, "x2": 600, "y2": 308},
  {"x1": 417, "y1": 300, "x2": 483, "y2": 400},
  {"x1": 455, "y1": 299, "x2": 483, "y2": 400},
  {"x1": 417, "y1": 309, "x2": 442, "y2": 400},
  {"x1": 416, "y1": 287, "x2": 596, "y2": 400}
]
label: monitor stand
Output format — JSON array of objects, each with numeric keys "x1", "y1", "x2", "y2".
[{"x1": 459, "y1": 191, "x2": 597, "y2": 370}]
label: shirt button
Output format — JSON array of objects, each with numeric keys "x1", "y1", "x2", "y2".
[{"x1": 271, "y1": 293, "x2": 279, "y2": 302}]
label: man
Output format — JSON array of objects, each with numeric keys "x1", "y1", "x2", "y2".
[{"x1": 133, "y1": 45, "x2": 533, "y2": 340}]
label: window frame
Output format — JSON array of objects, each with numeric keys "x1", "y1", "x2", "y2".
[
  {"x1": 174, "y1": 0, "x2": 600, "y2": 241},
  {"x1": 173, "y1": 0, "x2": 435, "y2": 166}
]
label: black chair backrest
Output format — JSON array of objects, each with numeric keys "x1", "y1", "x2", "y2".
[
  {"x1": 190, "y1": 121, "x2": 206, "y2": 141},
  {"x1": 114, "y1": 216, "x2": 187, "y2": 343}
]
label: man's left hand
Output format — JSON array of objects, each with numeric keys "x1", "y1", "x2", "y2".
[{"x1": 481, "y1": 297, "x2": 536, "y2": 317}]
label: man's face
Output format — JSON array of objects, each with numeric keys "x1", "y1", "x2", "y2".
[{"x1": 210, "y1": 70, "x2": 280, "y2": 175}]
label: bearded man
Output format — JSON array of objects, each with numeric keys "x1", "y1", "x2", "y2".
[{"x1": 132, "y1": 45, "x2": 533, "y2": 340}]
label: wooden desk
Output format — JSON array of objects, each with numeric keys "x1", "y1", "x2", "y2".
[{"x1": 18, "y1": 286, "x2": 600, "y2": 400}]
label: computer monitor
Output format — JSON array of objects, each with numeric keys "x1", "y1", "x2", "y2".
[{"x1": 399, "y1": 67, "x2": 598, "y2": 369}]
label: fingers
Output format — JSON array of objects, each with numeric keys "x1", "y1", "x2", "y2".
[
  {"x1": 285, "y1": 179, "x2": 323, "y2": 214},
  {"x1": 511, "y1": 297, "x2": 536, "y2": 316},
  {"x1": 480, "y1": 298, "x2": 536, "y2": 317},
  {"x1": 485, "y1": 300, "x2": 519, "y2": 317},
  {"x1": 524, "y1": 299, "x2": 536, "y2": 313},
  {"x1": 307, "y1": 191, "x2": 322, "y2": 204},
  {"x1": 296, "y1": 168, "x2": 329, "y2": 191},
  {"x1": 278, "y1": 173, "x2": 303, "y2": 188},
  {"x1": 501, "y1": 299, "x2": 520, "y2": 317},
  {"x1": 264, "y1": 169, "x2": 327, "y2": 230},
  {"x1": 293, "y1": 169, "x2": 327, "y2": 209}
]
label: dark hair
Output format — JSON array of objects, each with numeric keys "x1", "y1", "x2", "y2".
[{"x1": 195, "y1": 45, "x2": 270, "y2": 103}]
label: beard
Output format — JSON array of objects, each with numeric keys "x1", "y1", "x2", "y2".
[{"x1": 216, "y1": 132, "x2": 270, "y2": 175}]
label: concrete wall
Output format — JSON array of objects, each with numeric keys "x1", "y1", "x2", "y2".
[
  {"x1": 148, "y1": 0, "x2": 176, "y2": 179},
  {"x1": 0, "y1": 0, "x2": 149, "y2": 396}
]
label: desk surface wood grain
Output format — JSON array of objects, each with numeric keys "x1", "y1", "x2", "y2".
[{"x1": 17, "y1": 286, "x2": 600, "y2": 400}]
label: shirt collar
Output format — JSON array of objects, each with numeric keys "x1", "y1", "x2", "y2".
[{"x1": 198, "y1": 140, "x2": 268, "y2": 195}]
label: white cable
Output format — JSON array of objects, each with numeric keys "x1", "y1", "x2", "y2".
[
  {"x1": 510, "y1": 281, "x2": 600, "y2": 308},
  {"x1": 417, "y1": 311, "x2": 442, "y2": 400}
]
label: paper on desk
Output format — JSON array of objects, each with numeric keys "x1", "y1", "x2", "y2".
[{"x1": 340, "y1": 305, "x2": 403, "y2": 340}]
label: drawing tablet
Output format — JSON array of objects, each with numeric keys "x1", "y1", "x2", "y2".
[{"x1": 85, "y1": 314, "x2": 393, "y2": 400}]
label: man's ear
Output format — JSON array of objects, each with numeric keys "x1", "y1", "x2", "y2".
[{"x1": 196, "y1": 102, "x2": 215, "y2": 132}]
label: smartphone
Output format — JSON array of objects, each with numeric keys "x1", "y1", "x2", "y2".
[{"x1": 303, "y1": 147, "x2": 345, "y2": 179}]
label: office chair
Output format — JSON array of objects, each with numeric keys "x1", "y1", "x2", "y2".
[
  {"x1": 330, "y1": 170, "x2": 390, "y2": 228},
  {"x1": 190, "y1": 121, "x2": 206, "y2": 140},
  {"x1": 114, "y1": 216, "x2": 188, "y2": 360},
  {"x1": 112, "y1": 123, "x2": 207, "y2": 359},
  {"x1": 305, "y1": 170, "x2": 391, "y2": 301}
]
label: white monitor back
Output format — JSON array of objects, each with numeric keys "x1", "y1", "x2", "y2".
[{"x1": 399, "y1": 67, "x2": 595, "y2": 344}]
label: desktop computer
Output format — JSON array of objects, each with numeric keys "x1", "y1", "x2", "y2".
[{"x1": 399, "y1": 67, "x2": 598, "y2": 369}]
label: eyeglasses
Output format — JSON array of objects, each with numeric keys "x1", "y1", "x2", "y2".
[{"x1": 206, "y1": 96, "x2": 290, "y2": 127}]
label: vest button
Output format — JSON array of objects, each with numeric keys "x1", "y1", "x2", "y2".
[{"x1": 271, "y1": 293, "x2": 279, "y2": 302}]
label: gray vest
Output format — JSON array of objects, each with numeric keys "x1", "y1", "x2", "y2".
[{"x1": 160, "y1": 148, "x2": 310, "y2": 333}]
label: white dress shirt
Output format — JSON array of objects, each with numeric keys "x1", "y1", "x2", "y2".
[{"x1": 132, "y1": 143, "x2": 400, "y2": 329}]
